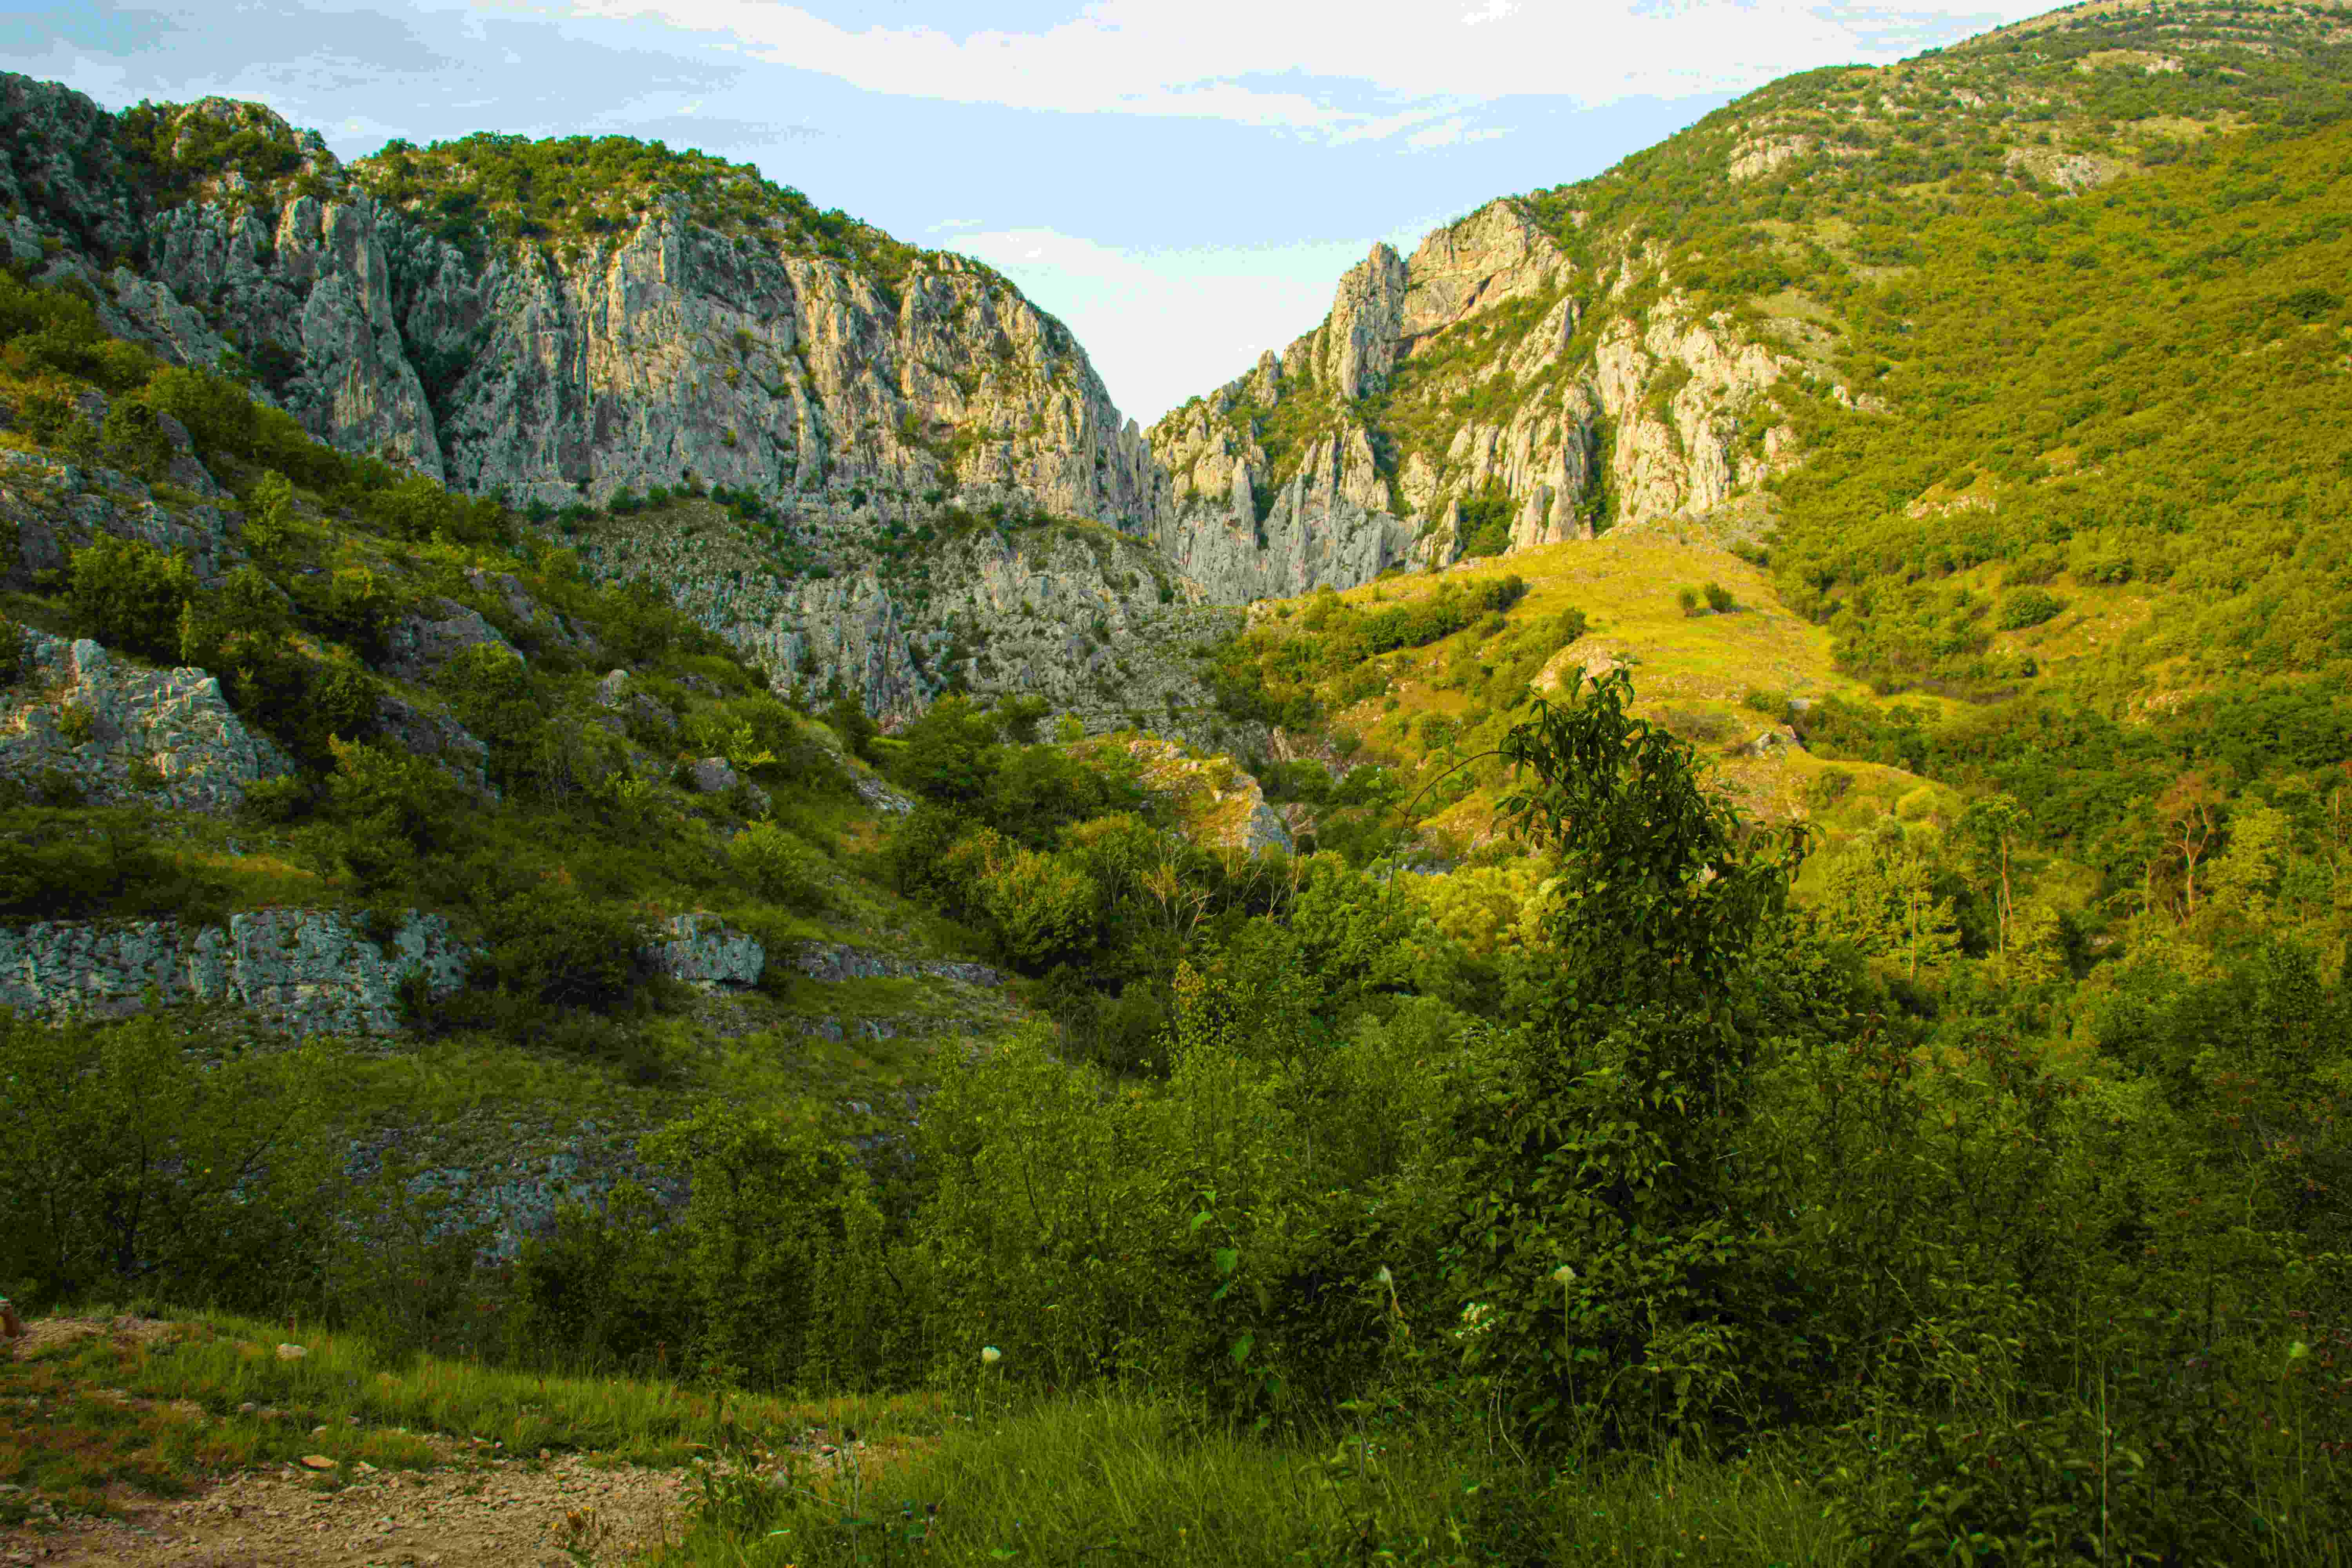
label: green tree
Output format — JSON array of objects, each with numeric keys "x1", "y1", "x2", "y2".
[
  {"x1": 0, "y1": 1011, "x2": 338, "y2": 1308},
  {"x1": 1442, "y1": 667, "x2": 1807, "y2": 1450},
  {"x1": 642, "y1": 1102, "x2": 895, "y2": 1392}
]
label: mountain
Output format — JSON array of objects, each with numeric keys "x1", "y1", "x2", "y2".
[
  {"x1": 1149, "y1": 0, "x2": 2352, "y2": 605},
  {"x1": 0, "y1": 78, "x2": 1210, "y2": 727}
]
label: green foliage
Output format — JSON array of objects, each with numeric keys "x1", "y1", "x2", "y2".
[
  {"x1": 0, "y1": 809, "x2": 233, "y2": 925},
  {"x1": 1774, "y1": 119, "x2": 2352, "y2": 704},
  {"x1": 350, "y1": 130, "x2": 928, "y2": 294},
  {"x1": 729, "y1": 818, "x2": 833, "y2": 910},
  {"x1": 0, "y1": 1010, "x2": 338, "y2": 1309},
  {"x1": 67, "y1": 535, "x2": 194, "y2": 663},
  {"x1": 465, "y1": 864, "x2": 651, "y2": 1014},
  {"x1": 1996, "y1": 586, "x2": 2067, "y2": 630},
  {"x1": 640, "y1": 1102, "x2": 905, "y2": 1392},
  {"x1": 305, "y1": 735, "x2": 463, "y2": 894}
]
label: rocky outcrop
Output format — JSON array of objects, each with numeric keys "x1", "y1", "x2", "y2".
[
  {"x1": 1145, "y1": 197, "x2": 1803, "y2": 593},
  {"x1": 642, "y1": 912, "x2": 765, "y2": 989},
  {"x1": 576, "y1": 503, "x2": 1238, "y2": 729},
  {"x1": 380, "y1": 597, "x2": 521, "y2": 682},
  {"x1": 0, "y1": 447, "x2": 251, "y2": 592},
  {"x1": 0, "y1": 628, "x2": 296, "y2": 813},
  {"x1": 372, "y1": 690, "x2": 496, "y2": 800},
  {"x1": 0, "y1": 908, "x2": 468, "y2": 1036},
  {"x1": 0, "y1": 76, "x2": 1157, "y2": 532},
  {"x1": 789, "y1": 941, "x2": 1005, "y2": 988},
  {"x1": 1123, "y1": 735, "x2": 1294, "y2": 856},
  {"x1": 0, "y1": 905, "x2": 778, "y2": 1033}
]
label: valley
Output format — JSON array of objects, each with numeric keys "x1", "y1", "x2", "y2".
[{"x1": 4, "y1": 0, "x2": 2352, "y2": 1562}]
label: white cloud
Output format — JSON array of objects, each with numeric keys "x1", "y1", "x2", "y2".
[{"x1": 537, "y1": 0, "x2": 2046, "y2": 139}]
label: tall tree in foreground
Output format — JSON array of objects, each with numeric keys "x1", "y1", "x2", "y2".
[{"x1": 1439, "y1": 668, "x2": 1807, "y2": 1451}]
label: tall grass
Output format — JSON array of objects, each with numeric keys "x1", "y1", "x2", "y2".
[{"x1": 656, "y1": 1376, "x2": 1857, "y2": 1567}]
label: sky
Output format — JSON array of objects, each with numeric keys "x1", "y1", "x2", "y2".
[{"x1": 4, "y1": 0, "x2": 2049, "y2": 425}]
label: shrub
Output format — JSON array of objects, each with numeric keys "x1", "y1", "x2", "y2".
[
  {"x1": 469, "y1": 866, "x2": 650, "y2": 1013},
  {"x1": 641, "y1": 1102, "x2": 900, "y2": 1393},
  {"x1": 1998, "y1": 586, "x2": 2068, "y2": 630},
  {"x1": 309, "y1": 735, "x2": 463, "y2": 893},
  {"x1": 1703, "y1": 580, "x2": 1736, "y2": 613},
  {"x1": 823, "y1": 692, "x2": 878, "y2": 760},
  {"x1": 0, "y1": 1011, "x2": 340, "y2": 1310},
  {"x1": 730, "y1": 819, "x2": 833, "y2": 909},
  {"x1": 67, "y1": 535, "x2": 196, "y2": 662},
  {"x1": 1677, "y1": 585, "x2": 1704, "y2": 617},
  {"x1": 1806, "y1": 766, "x2": 1856, "y2": 813},
  {"x1": 100, "y1": 395, "x2": 177, "y2": 478},
  {"x1": 241, "y1": 470, "x2": 297, "y2": 555}
]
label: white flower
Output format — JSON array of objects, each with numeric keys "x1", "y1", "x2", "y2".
[
  {"x1": 1552, "y1": 1264, "x2": 1577, "y2": 1286},
  {"x1": 980, "y1": 1345, "x2": 1002, "y2": 1365}
]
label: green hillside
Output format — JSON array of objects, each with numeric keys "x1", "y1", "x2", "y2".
[{"x1": 5, "y1": 5, "x2": 2352, "y2": 1564}]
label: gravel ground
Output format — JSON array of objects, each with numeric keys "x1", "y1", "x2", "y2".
[{"x1": 0, "y1": 1451, "x2": 691, "y2": 1567}]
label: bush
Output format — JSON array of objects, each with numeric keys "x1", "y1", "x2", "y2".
[
  {"x1": 0, "y1": 813, "x2": 233, "y2": 924},
  {"x1": 308, "y1": 735, "x2": 463, "y2": 893},
  {"x1": 1677, "y1": 585, "x2": 1704, "y2": 618},
  {"x1": 730, "y1": 819, "x2": 833, "y2": 909},
  {"x1": 641, "y1": 1102, "x2": 901, "y2": 1394},
  {"x1": 67, "y1": 535, "x2": 196, "y2": 662},
  {"x1": 1703, "y1": 580, "x2": 1736, "y2": 613},
  {"x1": 468, "y1": 866, "x2": 650, "y2": 1013},
  {"x1": 0, "y1": 1011, "x2": 340, "y2": 1310},
  {"x1": 1998, "y1": 586, "x2": 2069, "y2": 630},
  {"x1": 100, "y1": 394, "x2": 177, "y2": 478}
]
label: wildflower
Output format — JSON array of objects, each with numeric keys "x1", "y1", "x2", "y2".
[{"x1": 981, "y1": 1345, "x2": 1002, "y2": 1365}]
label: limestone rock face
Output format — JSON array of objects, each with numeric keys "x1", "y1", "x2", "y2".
[
  {"x1": 0, "y1": 447, "x2": 251, "y2": 592},
  {"x1": 642, "y1": 912, "x2": 764, "y2": 989},
  {"x1": 1145, "y1": 196, "x2": 1809, "y2": 593},
  {"x1": 0, "y1": 628, "x2": 296, "y2": 814},
  {"x1": 0, "y1": 76, "x2": 1156, "y2": 540},
  {"x1": 372, "y1": 690, "x2": 496, "y2": 800},
  {"x1": 577, "y1": 506, "x2": 1237, "y2": 731},
  {"x1": 0, "y1": 908, "x2": 468, "y2": 1036},
  {"x1": 382, "y1": 597, "x2": 522, "y2": 683},
  {"x1": 0, "y1": 905, "x2": 774, "y2": 1032}
]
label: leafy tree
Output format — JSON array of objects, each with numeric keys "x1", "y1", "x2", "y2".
[
  {"x1": 1442, "y1": 667, "x2": 1807, "y2": 1450},
  {"x1": 0, "y1": 1011, "x2": 338, "y2": 1308},
  {"x1": 67, "y1": 535, "x2": 195, "y2": 663}
]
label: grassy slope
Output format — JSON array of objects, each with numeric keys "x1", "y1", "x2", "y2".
[{"x1": 1247, "y1": 537, "x2": 1944, "y2": 853}]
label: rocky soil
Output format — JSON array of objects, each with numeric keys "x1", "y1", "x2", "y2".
[{"x1": 0, "y1": 1318, "x2": 928, "y2": 1568}]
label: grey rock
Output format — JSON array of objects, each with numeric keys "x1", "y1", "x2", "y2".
[
  {"x1": 372, "y1": 690, "x2": 497, "y2": 800},
  {"x1": 0, "y1": 907, "x2": 468, "y2": 1036},
  {"x1": 641, "y1": 912, "x2": 764, "y2": 989},
  {"x1": 790, "y1": 941, "x2": 1004, "y2": 988},
  {"x1": 381, "y1": 597, "x2": 520, "y2": 682},
  {"x1": 0, "y1": 627, "x2": 296, "y2": 813},
  {"x1": 689, "y1": 756, "x2": 737, "y2": 794},
  {"x1": 0, "y1": 446, "x2": 250, "y2": 591}
]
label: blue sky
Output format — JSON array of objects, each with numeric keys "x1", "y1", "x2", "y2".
[{"x1": 6, "y1": 0, "x2": 2045, "y2": 424}]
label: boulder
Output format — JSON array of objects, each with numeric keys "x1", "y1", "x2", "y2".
[
  {"x1": 641, "y1": 912, "x2": 764, "y2": 989},
  {"x1": 372, "y1": 690, "x2": 496, "y2": 800},
  {"x1": 381, "y1": 597, "x2": 521, "y2": 682},
  {"x1": 0, "y1": 628, "x2": 296, "y2": 813}
]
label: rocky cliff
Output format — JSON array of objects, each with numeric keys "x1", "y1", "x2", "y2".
[
  {"x1": 0, "y1": 78, "x2": 1157, "y2": 528},
  {"x1": 1146, "y1": 198, "x2": 1804, "y2": 597}
]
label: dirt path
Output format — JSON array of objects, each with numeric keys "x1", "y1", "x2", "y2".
[{"x1": 1, "y1": 1451, "x2": 689, "y2": 1566}]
